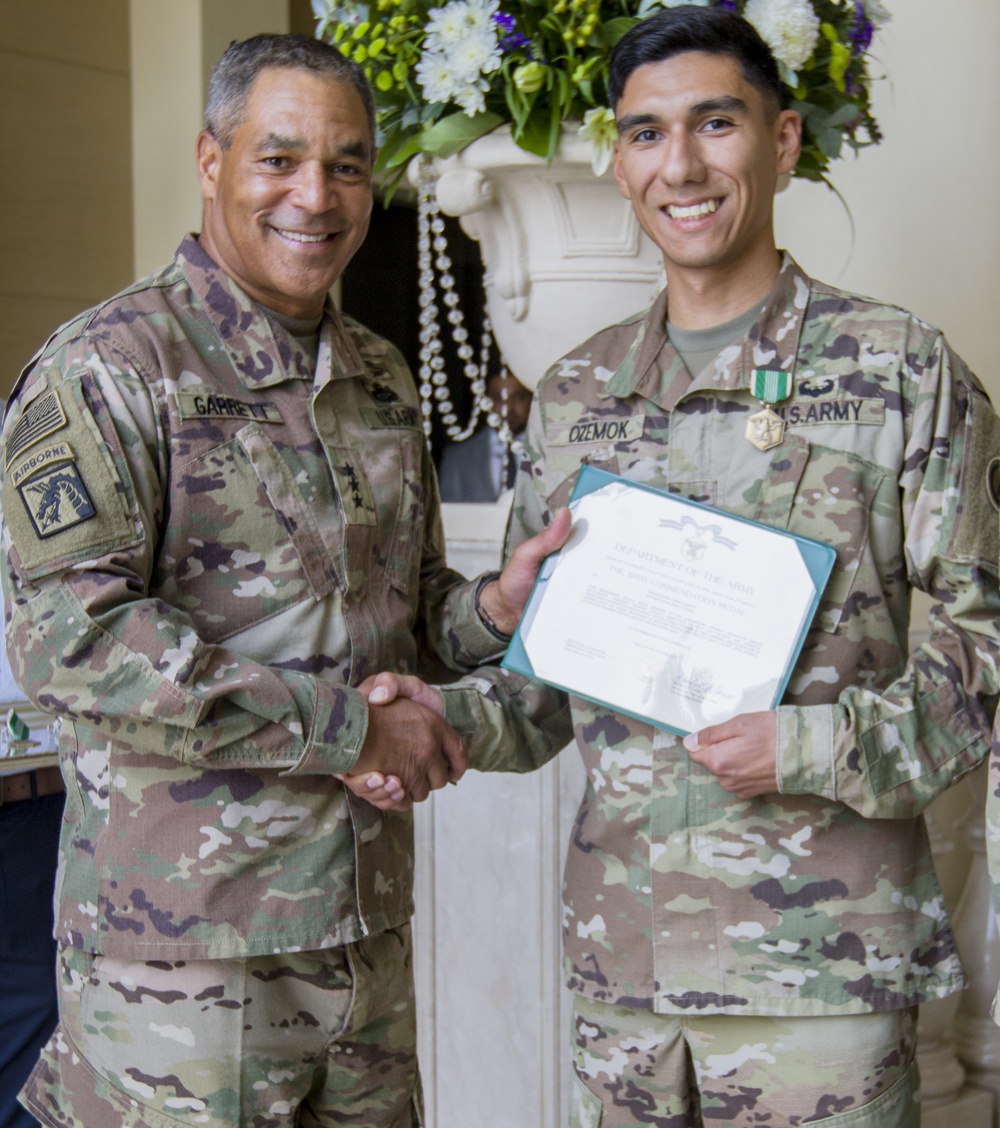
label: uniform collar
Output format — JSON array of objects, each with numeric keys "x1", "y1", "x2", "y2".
[
  {"x1": 603, "y1": 252, "x2": 810, "y2": 412},
  {"x1": 176, "y1": 234, "x2": 366, "y2": 390}
]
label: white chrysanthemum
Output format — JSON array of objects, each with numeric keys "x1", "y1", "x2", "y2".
[
  {"x1": 426, "y1": 4, "x2": 473, "y2": 46},
  {"x1": 454, "y1": 80, "x2": 489, "y2": 116},
  {"x1": 861, "y1": 0, "x2": 891, "y2": 28},
  {"x1": 418, "y1": 0, "x2": 501, "y2": 113},
  {"x1": 416, "y1": 51, "x2": 460, "y2": 105},
  {"x1": 311, "y1": 0, "x2": 369, "y2": 30},
  {"x1": 425, "y1": 0, "x2": 499, "y2": 47},
  {"x1": 448, "y1": 27, "x2": 502, "y2": 82},
  {"x1": 463, "y1": 0, "x2": 501, "y2": 36},
  {"x1": 745, "y1": 0, "x2": 821, "y2": 72}
]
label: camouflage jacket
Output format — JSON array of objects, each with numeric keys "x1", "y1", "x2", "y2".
[
  {"x1": 446, "y1": 254, "x2": 1000, "y2": 1016},
  {"x1": 0, "y1": 235, "x2": 504, "y2": 960}
]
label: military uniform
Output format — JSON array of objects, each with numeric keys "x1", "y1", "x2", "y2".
[
  {"x1": 0, "y1": 235, "x2": 525, "y2": 1126},
  {"x1": 443, "y1": 255, "x2": 1000, "y2": 1121}
]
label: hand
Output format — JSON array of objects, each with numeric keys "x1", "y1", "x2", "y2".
[
  {"x1": 477, "y1": 507, "x2": 572, "y2": 636},
  {"x1": 682, "y1": 711, "x2": 778, "y2": 800},
  {"x1": 338, "y1": 674, "x2": 461, "y2": 812}
]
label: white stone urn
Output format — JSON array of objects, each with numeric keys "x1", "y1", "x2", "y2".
[{"x1": 429, "y1": 124, "x2": 664, "y2": 391}]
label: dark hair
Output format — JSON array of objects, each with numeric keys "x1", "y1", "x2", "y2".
[
  {"x1": 205, "y1": 33, "x2": 376, "y2": 149},
  {"x1": 608, "y1": 5, "x2": 785, "y2": 115}
]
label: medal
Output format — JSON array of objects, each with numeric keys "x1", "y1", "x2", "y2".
[{"x1": 746, "y1": 368, "x2": 792, "y2": 452}]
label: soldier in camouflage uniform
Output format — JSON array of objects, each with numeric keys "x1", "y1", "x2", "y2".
[
  {"x1": 0, "y1": 35, "x2": 565, "y2": 1128},
  {"x1": 371, "y1": 7, "x2": 1000, "y2": 1125}
]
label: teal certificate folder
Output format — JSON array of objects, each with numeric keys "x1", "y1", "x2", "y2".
[{"x1": 502, "y1": 466, "x2": 836, "y2": 736}]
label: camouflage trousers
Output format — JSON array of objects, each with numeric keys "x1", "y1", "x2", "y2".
[
  {"x1": 21, "y1": 925, "x2": 422, "y2": 1128},
  {"x1": 570, "y1": 995, "x2": 920, "y2": 1127}
]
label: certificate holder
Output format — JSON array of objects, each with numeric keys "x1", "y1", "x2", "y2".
[{"x1": 502, "y1": 466, "x2": 836, "y2": 736}]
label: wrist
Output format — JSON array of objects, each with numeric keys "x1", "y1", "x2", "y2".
[{"x1": 475, "y1": 572, "x2": 515, "y2": 641}]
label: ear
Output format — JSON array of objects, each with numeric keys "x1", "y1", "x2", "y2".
[
  {"x1": 196, "y1": 130, "x2": 223, "y2": 203},
  {"x1": 612, "y1": 141, "x2": 632, "y2": 202},
  {"x1": 775, "y1": 109, "x2": 802, "y2": 177}
]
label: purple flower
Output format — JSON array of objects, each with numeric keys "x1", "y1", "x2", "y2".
[
  {"x1": 494, "y1": 9, "x2": 531, "y2": 53},
  {"x1": 850, "y1": 1, "x2": 873, "y2": 54},
  {"x1": 718, "y1": 0, "x2": 738, "y2": 10}
]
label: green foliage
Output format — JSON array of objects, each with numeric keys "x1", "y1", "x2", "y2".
[{"x1": 312, "y1": 0, "x2": 885, "y2": 186}]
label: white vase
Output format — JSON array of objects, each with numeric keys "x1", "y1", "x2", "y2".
[{"x1": 429, "y1": 124, "x2": 664, "y2": 392}]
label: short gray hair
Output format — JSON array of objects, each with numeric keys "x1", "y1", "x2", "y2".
[{"x1": 205, "y1": 33, "x2": 376, "y2": 149}]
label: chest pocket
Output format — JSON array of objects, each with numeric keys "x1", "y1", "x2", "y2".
[
  {"x1": 752, "y1": 434, "x2": 886, "y2": 634},
  {"x1": 348, "y1": 424, "x2": 426, "y2": 597},
  {"x1": 168, "y1": 424, "x2": 338, "y2": 642},
  {"x1": 544, "y1": 446, "x2": 622, "y2": 513}
]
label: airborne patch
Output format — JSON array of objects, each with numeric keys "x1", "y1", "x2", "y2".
[
  {"x1": 549, "y1": 415, "x2": 645, "y2": 446},
  {"x1": 175, "y1": 392, "x2": 283, "y2": 423},
  {"x1": 18, "y1": 461, "x2": 96, "y2": 538},
  {"x1": 5, "y1": 389, "x2": 68, "y2": 468},
  {"x1": 11, "y1": 442, "x2": 76, "y2": 488},
  {"x1": 360, "y1": 405, "x2": 420, "y2": 430}
]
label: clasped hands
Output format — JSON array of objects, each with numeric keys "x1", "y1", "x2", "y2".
[
  {"x1": 338, "y1": 508, "x2": 571, "y2": 811},
  {"x1": 339, "y1": 506, "x2": 780, "y2": 810}
]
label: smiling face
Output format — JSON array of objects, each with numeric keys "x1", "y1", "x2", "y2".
[
  {"x1": 196, "y1": 66, "x2": 374, "y2": 319},
  {"x1": 613, "y1": 51, "x2": 800, "y2": 310}
]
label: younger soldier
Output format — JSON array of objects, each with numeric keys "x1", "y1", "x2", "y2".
[{"x1": 377, "y1": 7, "x2": 1000, "y2": 1125}]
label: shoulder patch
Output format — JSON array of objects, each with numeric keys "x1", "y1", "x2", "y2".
[
  {"x1": 952, "y1": 389, "x2": 1000, "y2": 565},
  {"x1": 987, "y1": 455, "x2": 1000, "y2": 513},
  {"x1": 18, "y1": 461, "x2": 96, "y2": 538},
  {"x1": 3, "y1": 375, "x2": 142, "y2": 580},
  {"x1": 5, "y1": 389, "x2": 67, "y2": 467},
  {"x1": 11, "y1": 442, "x2": 75, "y2": 488}
]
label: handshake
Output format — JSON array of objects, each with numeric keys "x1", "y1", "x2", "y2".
[
  {"x1": 339, "y1": 507, "x2": 572, "y2": 812},
  {"x1": 339, "y1": 671, "x2": 459, "y2": 811}
]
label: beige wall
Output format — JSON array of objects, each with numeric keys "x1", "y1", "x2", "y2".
[
  {"x1": 0, "y1": 1, "x2": 308, "y2": 397},
  {"x1": 0, "y1": 0, "x2": 133, "y2": 395},
  {"x1": 130, "y1": 0, "x2": 290, "y2": 277},
  {"x1": 774, "y1": 0, "x2": 1000, "y2": 401}
]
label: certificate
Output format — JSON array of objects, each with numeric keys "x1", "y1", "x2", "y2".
[{"x1": 503, "y1": 467, "x2": 835, "y2": 735}]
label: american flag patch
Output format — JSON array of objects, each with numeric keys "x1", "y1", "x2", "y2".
[{"x1": 5, "y1": 390, "x2": 68, "y2": 469}]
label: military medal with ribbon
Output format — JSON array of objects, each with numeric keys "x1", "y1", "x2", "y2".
[{"x1": 745, "y1": 368, "x2": 792, "y2": 452}]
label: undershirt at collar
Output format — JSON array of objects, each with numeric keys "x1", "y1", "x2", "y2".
[
  {"x1": 262, "y1": 306, "x2": 323, "y2": 366},
  {"x1": 667, "y1": 296, "x2": 767, "y2": 379}
]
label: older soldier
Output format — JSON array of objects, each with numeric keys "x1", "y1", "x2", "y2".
[
  {"x1": 370, "y1": 6, "x2": 1000, "y2": 1126},
  {"x1": 0, "y1": 34, "x2": 563, "y2": 1128}
]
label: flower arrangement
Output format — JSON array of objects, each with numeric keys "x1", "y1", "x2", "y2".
[{"x1": 311, "y1": 0, "x2": 888, "y2": 188}]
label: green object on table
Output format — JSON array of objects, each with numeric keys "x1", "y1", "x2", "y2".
[{"x1": 6, "y1": 709, "x2": 30, "y2": 741}]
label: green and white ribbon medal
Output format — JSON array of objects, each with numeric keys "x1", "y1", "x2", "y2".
[{"x1": 746, "y1": 368, "x2": 792, "y2": 451}]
